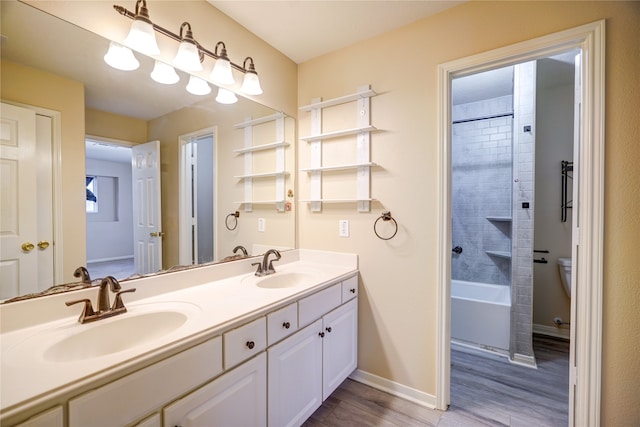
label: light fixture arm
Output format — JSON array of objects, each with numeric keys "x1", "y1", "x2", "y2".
[{"x1": 114, "y1": 4, "x2": 250, "y2": 74}]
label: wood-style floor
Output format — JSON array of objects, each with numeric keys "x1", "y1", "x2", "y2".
[{"x1": 303, "y1": 335, "x2": 569, "y2": 427}]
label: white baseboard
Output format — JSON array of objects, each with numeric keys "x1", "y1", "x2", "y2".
[
  {"x1": 87, "y1": 255, "x2": 134, "y2": 264},
  {"x1": 533, "y1": 323, "x2": 570, "y2": 340},
  {"x1": 349, "y1": 369, "x2": 436, "y2": 409},
  {"x1": 510, "y1": 352, "x2": 538, "y2": 369}
]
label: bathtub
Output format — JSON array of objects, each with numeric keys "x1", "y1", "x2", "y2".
[{"x1": 451, "y1": 280, "x2": 511, "y2": 352}]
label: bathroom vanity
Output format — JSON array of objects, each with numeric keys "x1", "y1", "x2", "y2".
[{"x1": 0, "y1": 250, "x2": 358, "y2": 427}]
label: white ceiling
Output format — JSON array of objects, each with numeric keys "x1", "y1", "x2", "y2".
[{"x1": 208, "y1": 1, "x2": 466, "y2": 63}]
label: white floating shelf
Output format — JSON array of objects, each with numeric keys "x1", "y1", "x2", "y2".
[
  {"x1": 300, "y1": 162, "x2": 378, "y2": 173},
  {"x1": 300, "y1": 125, "x2": 377, "y2": 142},
  {"x1": 299, "y1": 89, "x2": 377, "y2": 111},
  {"x1": 234, "y1": 112, "x2": 287, "y2": 128},
  {"x1": 235, "y1": 200, "x2": 287, "y2": 205},
  {"x1": 485, "y1": 251, "x2": 512, "y2": 259},
  {"x1": 486, "y1": 216, "x2": 513, "y2": 222},
  {"x1": 234, "y1": 171, "x2": 289, "y2": 179},
  {"x1": 233, "y1": 141, "x2": 289, "y2": 154},
  {"x1": 299, "y1": 198, "x2": 377, "y2": 203}
]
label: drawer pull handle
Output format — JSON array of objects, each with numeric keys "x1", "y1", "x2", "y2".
[
  {"x1": 325, "y1": 327, "x2": 332, "y2": 333},
  {"x1": 246, "y1": 341, "x2": 255, "y2": 350},
  {"x1": 350, "y1": 288, "x2": 356, "y2": 293},
  {"x1": 283, "y1": 321, "x2": 291, "y2": 329},
  {"x1": 319, "y1": 332, "x2": 325, "y2": 338}
]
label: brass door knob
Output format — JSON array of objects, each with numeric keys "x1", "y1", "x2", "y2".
[
  {"x1": 149, "y1": 231, "x2": 166, "y2": 237},
  {"x1": 21, "y1": 242, "x2": 35, "y2": 252},
  {"x1": 37, "y1": 241, "x2": 50, "y2": 249}
]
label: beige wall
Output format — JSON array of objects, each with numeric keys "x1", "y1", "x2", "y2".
[
  {"x1": 1, "y1": 60, "x2": 86, "y2": 283},
  {"x1": 25, "y1": 0, "x2": 298, "y2": 117},
  {"x1": 85, "y1": 108, "x2": 148, "y2": 143},
  {"x1": 298, "y1": 1, "x2": 640, "y2": 423}
]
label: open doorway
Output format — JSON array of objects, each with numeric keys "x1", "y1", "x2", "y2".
[
  {"x1": 437, "y1": 21, "x2": 605, "y2": 426},
  {"x1": 85, "y1": 138, "x2": 135, "y2": 280},
  {"x1": 179, "y1": 127, "x2": 216, "y2": 266}
]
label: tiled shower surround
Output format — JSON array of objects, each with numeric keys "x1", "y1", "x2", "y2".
[{"x1": 452, "y1": 95, "x2": 514, "y2": 286}]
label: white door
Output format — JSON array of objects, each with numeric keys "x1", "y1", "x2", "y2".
[
  {"x1": 322, "y1": 298, "x2": 358, "y2": 400},
  {"x1": 268, "y1": 319, "x2": 323, "y2": 427},
  {"x1": 163, "y1": 353, "x2": 266, "y2": 427},
  {"x1": 132, "y1": 140, "x2": 162, "y2": 275},
  {"x1": 0, "y1": 103, "x2": 38, "y2": 299}
]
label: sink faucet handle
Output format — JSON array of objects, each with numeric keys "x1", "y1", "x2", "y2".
[
  {"x1": 112, "y1": 288, "x2": 136, "y2": 310},
  {"x1": 252, "y1": 262, "x2": 263, "y2": 276},
  {"x1": 66, "y1": 298, "x2": 96, "y2": 323}
]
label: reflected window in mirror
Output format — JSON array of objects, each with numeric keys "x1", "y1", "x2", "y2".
[{"x1": 86, "y1": 176, "x2": 98, "y2": 213}]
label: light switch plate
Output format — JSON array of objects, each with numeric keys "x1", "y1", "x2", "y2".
[
  {"x1": 339, "y1": 220, "x2": 349, "y2": 237},
  {"x1": 258, "y1": 218, "x2": 266, "y2": 232}
]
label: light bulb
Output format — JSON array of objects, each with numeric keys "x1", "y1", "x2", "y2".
[
  {"x1": 124, "y1": 19, "x2": 160, "y2": 56},
  {"x1": 104, "y1": 41, "x2": 140, "y2": 71},
  {"x1": 186, "y1": 75, "x2": 211, "y2": 96},
  {"x1": 240, "y1": 71, "x2": 263, "y2": 95},
  {"x1": 173, "y1": 41, "x2": 203, "y2": 72},
  {"x1": 210, "y1": 58, "x2": 234, "y2": 85},
  {"x1": 150, "y1": 61, "x2": 180, "y2": 84},
  {"x1": 216, "y1": 88, "x2": 238, "y2": 104}
]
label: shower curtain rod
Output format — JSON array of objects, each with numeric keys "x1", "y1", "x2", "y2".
[{"x1": 452, "y1": 112, "x2": 514, "y2": 124}]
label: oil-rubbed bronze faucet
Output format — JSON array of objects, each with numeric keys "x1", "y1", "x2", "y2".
[
  {"x1": 73, "y1": 266, "x2": 92, "y2": 284},
  {"x1": 66, "y1": 276, "x2": 136, "y2": 324},
  {"x1": 252, "y1": 249, "x2": 281, "y2": 277}
]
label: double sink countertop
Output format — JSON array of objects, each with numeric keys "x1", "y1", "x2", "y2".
[{"x1": 0, "y1": 249, "x2": 357, "y2": 419}]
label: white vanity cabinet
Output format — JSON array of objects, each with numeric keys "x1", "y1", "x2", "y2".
[
  {"x1": 68, "y1": 337, "x2": 222, "y2": 427},
  {"x1": 268, "y1": 294, "x2": 358, "y2": 427},
  {"x1": 164, "y1": 353, "x2": 267, "y2": 427},
  {"x1": 14, "y1": 406, "x2": 63, "y2": 427}
]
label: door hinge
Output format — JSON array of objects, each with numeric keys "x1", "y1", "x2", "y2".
[{"x1": 571, "y1": 366, "x2": 578, "y2": 386}]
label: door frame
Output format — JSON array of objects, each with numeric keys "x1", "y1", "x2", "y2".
[
  {"x1": 178, "y1": 127, "x2": 217, "y2": 266},
  {"x1": 435, "y1": 20, "x2": 605, "y2": 426},
  {"x1": 3, "y1": 100, "x2": 63, "y2": 285}
]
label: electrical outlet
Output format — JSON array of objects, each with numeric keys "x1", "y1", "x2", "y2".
[
  {"x1": 339, "y1": 220, "x2": 349, "y2": 237},
  {"x1": 258, "y1": 218, "x2": 266, "y2": 232}
]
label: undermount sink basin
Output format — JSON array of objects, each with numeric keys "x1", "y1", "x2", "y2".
[
  {"x1": 44, "y1": 310, "x2": 189, "y2": 362},
  {"x1": 253, "y1": 272, "x2": 311, "y2": 289},
  {"x1": 4, "y1": 302, "x2": 199, "y2": 365}
]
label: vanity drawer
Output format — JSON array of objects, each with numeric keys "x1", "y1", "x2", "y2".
[
  {"x1": 341, "y1": 276, "x2": 358, "y2": 302},
  {"x1": 298, "y1": 283, "x2": 342, "y2": 327},
  {"x1": 267, "y1": 303, "x2": 298, "y2": 345},
  {"x1": 68, "y1": 337, "x2": 222, "y2": 427},
  {"x1": 224, "y1": 316, "x2": 266, "y2": 369}
]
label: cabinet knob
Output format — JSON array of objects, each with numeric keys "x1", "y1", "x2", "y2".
[
  {"x1": 325, "y1": 327, "x2": 332, "y2": 333},
  {"x1": 283, "y1": 321, "x2": 291, "y2": 329},
  {"x1": 350, "y1": 288, "x2": 356, "y2": 293},
  {"x1": 318, "y1": 332, "x2": 325, "y2": 338},
  {"x1": 246, "y1": 341, "x2": 255, "y2": 350}
]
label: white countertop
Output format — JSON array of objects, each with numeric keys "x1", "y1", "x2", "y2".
[{"x1": 0, "y1": 249, "x2": 357, "y2": 418}]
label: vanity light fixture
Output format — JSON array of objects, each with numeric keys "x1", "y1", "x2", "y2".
[
  {"x1": 150, "y1": 60, "x2": 179, "y2": 84},
  {"x1": 210, "y1": 42, "x2": 234, "y2": 85},
  {"x1": 173, "y1": 22, "x2": 203, "y2": 72},
  {"x1": 186, "y1": 75, "x2": 211, "y2": 96},
  {"x1": 215, "y1": 88, "x2": 238, "y2": 104},
  {"x1": 104, "y1": 41, "x2": 140, "y2": 70},
  {"x1": 113, "y1": 1, "x2": 263, "y2": 96},
  {"x1": 240, "y1": 57, "x2": 263, "y2": 95},
  {"x1": 122, "y1": 0, "x2": 160, "y2": 56}
]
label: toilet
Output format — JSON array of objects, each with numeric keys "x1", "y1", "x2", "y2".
[{"x1": 557, "y1": 257, "x2": 572, "y2": 298}]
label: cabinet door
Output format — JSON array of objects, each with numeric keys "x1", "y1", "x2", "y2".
[
  {"x1": 322, "y1": 298, "x2": 358, "y2": 400},
  {"x1": 268, "y1": 319, "x2": 323, "y2": 427},
  {"x1": 14, "y1": 406, "x2": 63, "y2": 427},
  {"x1": 164, "y1": 352, "x2": 266, "y2": 427}
]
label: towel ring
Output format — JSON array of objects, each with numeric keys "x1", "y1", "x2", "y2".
[
  {"x1": 225, "y1": 211, "x2": 240, "y2": 231},
  {"x1": 374, "y1": 211, "x2": 398, "y2": 240}
]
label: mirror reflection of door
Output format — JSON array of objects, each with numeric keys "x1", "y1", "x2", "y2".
[{"x1": 179, "y1": 129, "x2": 216, "y2": 266}]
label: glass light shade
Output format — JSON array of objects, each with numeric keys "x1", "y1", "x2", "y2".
[
  {"x1": 215, "y1": 88, "x2": 238, "y2": 104},
  {"x1": 210, "y1": 58, "x2": 235, "y2": 85},
  {"x1": 150, "y1": 61, "x2": 179, "y2": 84},
  {"x1": 124, "y1": 19, "x2": 160, "y2": 56},
  {"x1": 104, "y1": 42, "x2": 140, "y2": 71},
  {"x1": 186, "y1": 76, "x2": 211, "y2": 96},
  {"x1": 173, "y1": 41, "x2": 203, "y2": 72},
  {"x1": 240, "y1": 72, "x2": 263, "y2": 95}
]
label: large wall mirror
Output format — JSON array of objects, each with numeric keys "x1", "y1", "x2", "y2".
[{"x1": 0, "y1": 0, "x2": 296, "y2": 302}]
